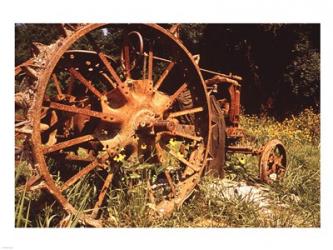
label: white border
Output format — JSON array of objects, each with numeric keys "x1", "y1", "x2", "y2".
[{"x1": 1, "y1": 0, "x2": 332, "y2": 249}]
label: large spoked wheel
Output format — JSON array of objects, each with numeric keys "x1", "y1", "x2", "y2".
[
  {"x1": 259, "y1": 139, "x2": 287, "y2": 184},
  {"x1": 31, "y1": 24, "x2": 211, "y2": 226}
]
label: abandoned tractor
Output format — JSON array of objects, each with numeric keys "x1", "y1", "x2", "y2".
[{"x1": 15, "y1": 23, "x2": 287, "y2": 227}]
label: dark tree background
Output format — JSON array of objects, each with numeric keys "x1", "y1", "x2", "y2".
[
  {"x1": 180, "y1": 23, "x2": 320, "y2": 117},
  {"x1": 15, "y1": 23, "x2": 320, "y2": 118}
]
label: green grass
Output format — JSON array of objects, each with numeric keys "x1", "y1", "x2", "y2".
[{"x1": 15, "y1": 108, "x2": 320, "y2": 227}]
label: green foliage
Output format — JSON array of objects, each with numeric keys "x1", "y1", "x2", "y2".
[
  {"x1": 15, "y1": 186, "x2": 31, "y2": 227},
  {"x1": 242, "y1": 107, "x2": 320, "y2": 145},
  {"x1": 15, "y1": 24, "x2": 60, "y2": 65},
  {"x1": 284, "y1": 33, "x2": 320, "y2": 103},
  {"x1": 15, "y1": 110, "x2": 320, "y2": 227},
  {"x1": 180, "y1": 24, "x2": 206, "y2": 53},
  {"x1": 15, "y1": 161, "x2": 32, "y2": 184}
]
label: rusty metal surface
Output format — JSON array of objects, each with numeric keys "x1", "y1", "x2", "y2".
[
  {"x1": 204, "y1": 65, "x2": 287, "y2": 185},
  {"x1": 15, "y1": 23, "x2": 211, "y2": 226},
  {"x1": 259, "y1": 139, "x2": 287, "y2": 184},
  {"x1": 15, "y1": 23, "x2": 288, "y2": 227},
  {"x1": 226, "y1": 145, "x2": 260, "y2": 155}
]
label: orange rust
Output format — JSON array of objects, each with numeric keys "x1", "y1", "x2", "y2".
[
  {"x1": 16, "y1": 23, "x2": 289, "y2": 228},
  {"x1": 154, "y1": 61, "x2": 175, "y2": 90},
  {"x1": 259, "y1": 139, "x2": 287, "y2": 184},
  {"x1": 18, "y1": 23, "x2": 212, "y2": 226},
  {"x1": 91, "y1": 172, "x2": 114, "y2": 219}
]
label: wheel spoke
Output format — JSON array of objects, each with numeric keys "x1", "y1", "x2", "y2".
[
  {"x1": 86, "y1": 34, "x2": 124, "y2": 86},
  {"x1": 98, "y1": 52, "x2": 130, "y2": 98},
  {"x1": 168, "y1": 106, "x2": 203, "y2": 118},
  {"x1": 98, "y1": 52, "x2": 123, "y2": 86},
  {"x1": 51, "y1": 74, "x2": 64, "y2": 97},
  {"x1": 166, "y1": 83, "x2": 188, "y2": 108},
  {"x1": 100, "y1": 72, "x2": 117, "y2": 89},
  {"x1": 123, "y1": 39, "x2": 131, "y2": 79},
  {"x1": 164, "y1": 131, "x2": 202, "y2": 142},
  {"x1": 143, "y1": 52, "x2": 147, "y2": 80},
  {"x1": 65, "y1": 154, "x2": 95, "y2": 162},
  {"x1": 154, "y1": 61, "x2": 175, "y2": 90},
  {"x1": 155, "y1": 133, "x2": 165, "y2": 162},
  {"x1": 91, "y1": 172, "x2": 113, "y2": 218},
  {"x1": 163, "y1": 123, "x2": 201, "y2": 141},
  {"x1": 167, "y1": 150, "x2": 198, "y2": 172},
  {"x1": 42, "y1": 134, "x2": 95, "y2": 154},
  {"x1": 148, "y1": 46, "x2": 153, "y2": 82},
  {"x1": 61, "y1": 153, "x2": 109, "y2": 191},
  {"x1": 48, "y1": 102, "x2": 119, "y2": 123},
  {"x1": 69, "y1": 68, "x2": 103, "y2": 99},
  {"x1": 155, "y1": 132, "x2": 199, "y2": 172}
]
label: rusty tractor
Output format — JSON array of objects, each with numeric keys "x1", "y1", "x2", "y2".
[{"x1": 15, "y1": 24, "x2": 287, "y2": 227}]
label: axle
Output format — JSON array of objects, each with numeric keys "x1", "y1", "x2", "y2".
[{"x1": 226, "y1": 145, "x2": 262, "y2": 155}]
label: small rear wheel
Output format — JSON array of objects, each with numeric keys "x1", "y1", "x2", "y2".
[{"x1": 259, "y1": 139, "x2": 287, "y2": 184}]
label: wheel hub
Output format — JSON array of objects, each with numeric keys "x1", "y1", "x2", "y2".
[
  {"x1": 95, "y1": 78, "x2": 168, "y2": 157},
  {"x1": 131, "y1": 109, "x2": 156, "y2": 130}
]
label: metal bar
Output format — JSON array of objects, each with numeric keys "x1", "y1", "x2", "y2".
[
  {"x1": 65, "y1": 154, "x2": 95, "y2": 162},
  {"x1": 22, "y1": 66, "x2": 38, "y2": 79},
  {"x1": 100, "y1": 72, "x2": 117, "y2": 89},
  {"x1": 167, "y1": 83, "x2": 188, "y2": 108},
  {"x1": 61, "y1": 160, "x2": 100, "y2": 191},
  {"x1": 15, "y1": 58, "x2": 34, "y2": 76},
  {"x1": 98, "y1": 52, "x2": 130, "y2": 98},
  {"x1": 205, "y1": 75, "x2": 241, "y2": 87},
  {"x1": 91, "y1": 172, "x2": 113, "y2": 218},
  {"x1": 48, "y1": 102, "x2": 117, "y2": 122},
  {"x1": 43, "y1": 134, "x2": 95, "y2": 154},
  {"x1": 169, "y1": 131, "x2": 202, "y2": 142},
  {"x1": 234, "y1": 89, "x2": 241, "y2": 124},
  {"x1": 15, "y1": 120, "x2": 30, "y2": 127},
  {"x1": 139, "y1": 52, "x2": 172, "y2": 63},
  {"x1": 148, "y1": 46, "x2": 153, "y2": 82},
  {"x1": 200, "y1": 68, "x2": 243, "y2": 81},
  {"x1": 69, "y1": 68, "x2": 103, "y2": 99},
  {"x1": 51, "y1": 74, "x2": 64, "y2": 97},
  {"x1": 226, "y1": 146, "x2": 260, "y2": 155},
  {"x1": 123, "y1": 39, "x2": 131, "y2": 79},
  {"x1": 167, "y1": 150, "x2": 198, "y2": 172},
  {"x1": 138, "y1": 51, "x2": 243, "y2": 82},
  {"x1": 154, "y1": 61, "x2": 175, "y2": 90},
  {"x1": 143, "y1": 52, "x2": 147, "y2": 80},
  {"x1": 85, "y1": 34, "x2": 129, "y2": 97},
  {"x1": 15, "y1": 127, "x2": 32, "y2": 134},
  {"x1": 168, "y1": 106, "x2": 203, "y2": 118},
  {"x1": 98, "y1": 52, "x2": 123, "y2": 86}
]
